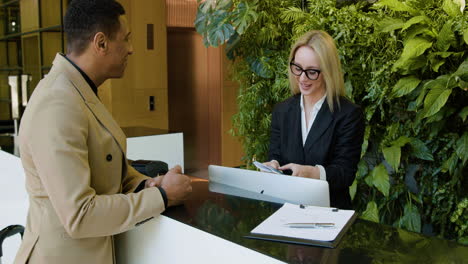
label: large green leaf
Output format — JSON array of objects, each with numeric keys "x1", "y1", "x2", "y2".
[
  {"x1": 453, "y1": 59, "x2": 468, "y2": 82},
  {"x1": 349, "y1": 179, "x2": 357, "y2": 201},
  {"x1": 199, "y1": 0, "x2": 232, "y2": 13},
  {"x1": 422, "y1": 75, "x2": 454, "y2": 118},
  {"x1": 376, "y1": 17, "x2": 405, "y2": 33},
  {"x1": 402, "y1": 15, "x2": 430, "y2": 31},
  {"x1": 401, "y1": 37, "x2": 433, "y2": 58},
  {"x1": 357, "y1": 159, "x2": 368, "y2": 179},
  {"x1": 195, "y1": 10, "x2": 209, "y2": 34},
  {"x1": 432, "y1": 51, "x2": 457, "y2": 59},
  {"x1": 393, "y1": 136, "x2": 412, "y2": 147},
  {"x1": 361, "y1": 201, "x2": 380, "y2": 223},
  {"x1": 200, "y1": 7, "x2": 237, "y2": 48},
  {"x1": 207, "y1": 22, "x2": 235, "y2": 47},
  {"x1": 383, "y1": 146, "x2": 401, "y2": 172},
  {"x1": 425, "y1": 106, "x2": 449, "y2": 124},
  {"x1": 401, "y1": 203, "x2": 421, "y2": 232},
  {"x1": 364, "y1": 174, "x2": 374, "y2": 187},
  {"x1": 232, "y1": 2, "x2": 258, "y2": 35},
  {"x1": 382, "y1": 136, "x2": 410, "y2": 171},
  {"x1": 455, "y1": 132, "x2": 468, "y2": 164},
  {"x1": 371, "y1": 164, "x2": 390, "y2": 197},
  {"x1": 410, "y1": 138, "x2": 434, "y2": 161},
  {"x1": 404, "y1": 24, "x2": 434, "y2": 44},
  {"x1": 429, "y1": 58, "x2": 446, "y2": 72},
  {"x1": 199, "y1": 0, "x2": 212, "y2": 13},
  {"x1": 392, "y1": 76, "x2": 421, "y2": 97},
  {"x1": 435, "y1": 20, "x2": 456, "y2": 52},
  {"x1": 423, "y1": 88, "x2": 452, "y2": 119},
  {"x1": 464, "y1": 27, "x2": 468, "y2": 45},
  {"x1": 428, "y1": 52, "x2": 458, "y2": 72},
  {"x1": 459, "y1": 106, "x2": 468, "y2": 122},
  {"x1": 415, "y1": 81, "x2": 430, "y2": 107},
  {"x1": 442, "y1": 152, "x2": 458, "y2": 175},
  {"x1": 393, "y1": 38, "x2": 432, "y2": 71},
  {"x1": 442, "y1": 0, "x2": 463, "y2": 17},
  {"x1": 373, "y1": 0, "x2": 418, "y2": 14},
  {"x1": 246, "y1": 56, "x2": 274, "y2": 78}
]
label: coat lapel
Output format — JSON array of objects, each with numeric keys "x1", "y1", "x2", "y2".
[
  {"x1": 304, "y1": 100, "x2": 333, "y2": 153},
  {"x1": 51, "y1": 54, "x2": 127, "y2": 155},
  {"x1": 289, "y1": 96, "x2": 305, "y2": 163}
]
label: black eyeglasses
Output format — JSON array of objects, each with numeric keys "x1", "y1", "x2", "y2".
[{"x1": 289, "y1": 62, "x2": 321, "y2": 80}]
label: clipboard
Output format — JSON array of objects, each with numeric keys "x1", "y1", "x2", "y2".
[{"x1": 245, "y1": 203, "x2": 357, "y2": 248}]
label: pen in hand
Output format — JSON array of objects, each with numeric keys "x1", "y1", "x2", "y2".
[{"x1": 284, "y1": 223, "x2": 335, "y2": 228}]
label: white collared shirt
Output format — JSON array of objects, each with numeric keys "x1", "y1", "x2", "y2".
[{"x1": 300, "y1": 94, "x2": 327, "y2": 181}]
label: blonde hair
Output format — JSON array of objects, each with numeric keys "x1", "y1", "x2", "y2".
[{"x1": 288, "y1": 30, "x2": 345, "y2": 112}]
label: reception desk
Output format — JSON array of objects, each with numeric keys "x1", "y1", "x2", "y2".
[
  {"x1": 2, "y1": 144, "x2": 467, "y2": 263},
  {"x1": 115, "y1": 176, "x2": 467, "y2": 263}
]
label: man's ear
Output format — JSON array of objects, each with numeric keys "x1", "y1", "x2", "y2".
[{"x1": 92, "y1": 32, "x2": 108, "y2": 54}]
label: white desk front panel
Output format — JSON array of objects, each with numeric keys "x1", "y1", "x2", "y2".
[
  {"x1": 0, "y1": 150, "x2": 28, "y2": 264},
  {"x1": 115, "y1": 216, "x2": 285, "y2": 264}
]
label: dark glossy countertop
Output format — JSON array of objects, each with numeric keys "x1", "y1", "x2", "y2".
[{"x1": 163, "y1": 177, "x2": 468, "y2": 263}]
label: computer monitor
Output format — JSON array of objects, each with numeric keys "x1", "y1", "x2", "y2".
[{"x1": 208, "y1": 165, "x2": 330, "y2": 207}]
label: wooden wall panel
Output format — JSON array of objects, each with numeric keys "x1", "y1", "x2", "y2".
[
  {"x1": 207, "y1": 46, "x2": 222, "y2": 166},
  {"x1": 0, "y1": 14, "x2": 7, "y2": 119},
  {"x1": 0, "y1": 41, "x2": 4, "y2": 65},
  {"x1": 20, "y1": 0, "x2": 39, "y2": 32},
  {"x1": 221, "y1": 57, "x2": 244, "y2": 167},
  {"x1": 0, "y1": 13, "x2": 4, "y2": 36},
  {"x1": 0, "y1": 71, "x2": 10, "y2": 120},
  {"x1": 167, "y1": 27, "x2": 244, "y2": 169},
  {"x1": 40, "y1": 0, "x2": 62, "y2": 28},
  {"x1": 6, "y1": 42, "x2": 19, "y2": 66},
  {"x1": 21, "y1": 35, "x2": 41, "y2": 94},
  {"x1": 168, "y1": 29, "x2": 219, "y2": 170},
  {"x1": 166, "y1": 0, "x2": 198, "y2": 28},
  {"x1": 105, "y1": 0, "x2": 169, "y2": 130},
  {"x1": 41, "y1": 32, "x2": 62, "y2": 67}
]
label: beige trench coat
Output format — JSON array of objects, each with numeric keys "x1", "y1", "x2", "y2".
[{"x1": 14, "y1": 54, "x2": 165, "y2": 264}]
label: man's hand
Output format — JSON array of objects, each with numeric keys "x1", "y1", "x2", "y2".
[
  {"x1": 160, "y1": 165, "x2": 192, "y2": 207},
  {"x1": 144, "y1": 175, "x2": 164, "y2": 188},
  {"x1": 279, "y1": 163, "x2": 320, "y2": 179}
]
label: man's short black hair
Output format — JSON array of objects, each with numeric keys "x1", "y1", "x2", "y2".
[{"x1": 64, "y1": 0, "x2": 125, "y2": 55}]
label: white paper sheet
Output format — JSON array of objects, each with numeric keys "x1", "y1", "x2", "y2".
[{"x1": 251, "y1": 203, "x2": 355, "y2": 242}]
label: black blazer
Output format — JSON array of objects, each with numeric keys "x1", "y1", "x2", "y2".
[{"x1": 268, "y1": 94, "x2": 365, "y2": 209}]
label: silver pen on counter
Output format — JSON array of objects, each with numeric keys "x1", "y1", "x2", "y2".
[{"x1": 284, "y1": 223, "x2": 335, "y2": 228}]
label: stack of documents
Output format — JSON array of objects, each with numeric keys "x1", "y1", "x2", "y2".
[{"x1": 248, "y1": 203, "x2": 356, "y2": 248}]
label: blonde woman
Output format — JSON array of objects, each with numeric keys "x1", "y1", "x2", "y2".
[{"x1": 264, "y1": 30, "x2": 364, "y2": 209}]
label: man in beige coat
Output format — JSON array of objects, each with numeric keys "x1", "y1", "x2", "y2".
[{"x1": 14, "y1": 0, "x2": 192, "y2": 263}]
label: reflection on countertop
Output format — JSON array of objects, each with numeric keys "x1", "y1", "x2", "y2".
[{"x1": 164, "y1": 177, "x2": 468, "y2": 264}]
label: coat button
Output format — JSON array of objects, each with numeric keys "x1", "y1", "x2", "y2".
[{"x1": 106, "y1": 154, "x2": 112, "y2": 161}]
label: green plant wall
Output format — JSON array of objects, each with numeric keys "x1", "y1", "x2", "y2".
[{"x1": 195, "y1": 0, "x2": 467, "y2": 243}]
